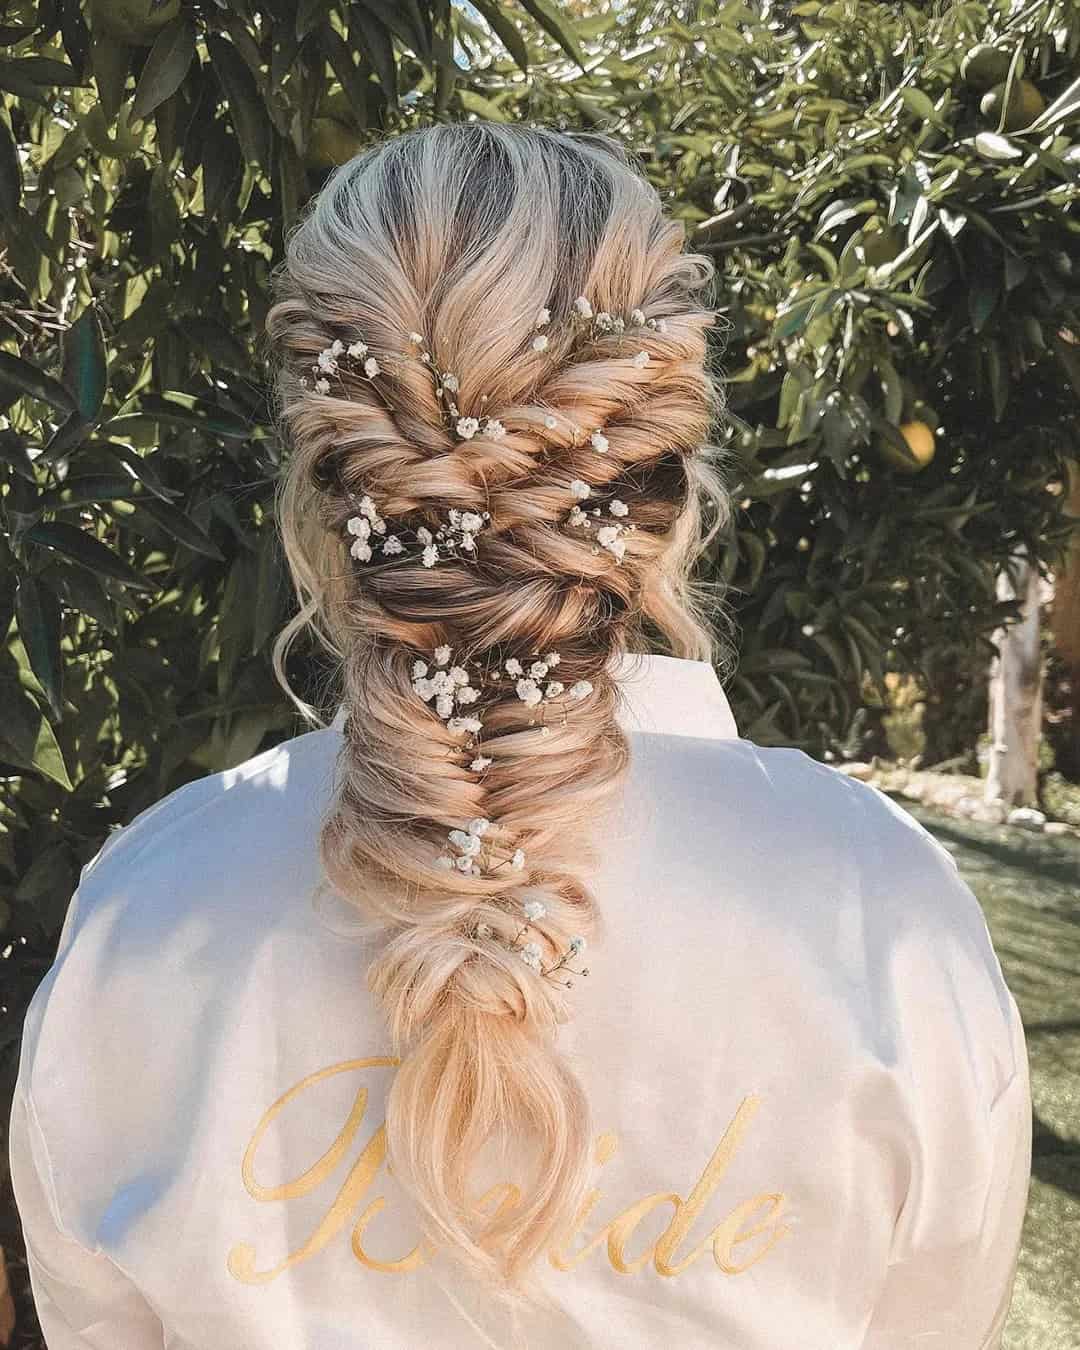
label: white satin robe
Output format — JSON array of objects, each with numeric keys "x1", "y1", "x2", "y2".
[{"x1": 9, "y1": 652, "x2": 1031, "y2": 1349}]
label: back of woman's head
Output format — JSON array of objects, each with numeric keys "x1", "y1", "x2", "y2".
[{"x1": 268, "y1": 121, "x2": 728, "y2": 1295}]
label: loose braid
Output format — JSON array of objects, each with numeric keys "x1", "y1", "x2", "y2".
[{"x1": 268, "y1": 124, "x2": 729, "y2": 1293}]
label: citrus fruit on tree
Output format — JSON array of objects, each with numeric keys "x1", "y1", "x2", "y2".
[{"x1": 980, "y1": 79, "x2": 1046, "y2": 131}]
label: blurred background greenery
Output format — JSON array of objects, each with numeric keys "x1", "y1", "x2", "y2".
[{"x1": 1, "y1": 0, "x2": 1078, "y2": 1345}]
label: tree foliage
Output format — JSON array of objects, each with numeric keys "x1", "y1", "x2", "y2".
[{"x1": 1, "y1": 1, "x2": 1078, "y2": 1158}]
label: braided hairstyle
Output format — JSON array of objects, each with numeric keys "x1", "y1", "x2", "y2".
[{"x1": 268, "y1": 123, "x2": 729, "y2": 1292}]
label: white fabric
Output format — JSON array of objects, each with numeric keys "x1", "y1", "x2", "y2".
[{"x1": 9, "y1": 652, "x2": 1031, "y2": 1349}]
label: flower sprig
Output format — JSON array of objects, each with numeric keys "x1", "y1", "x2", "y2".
[
  {"x1": 474, "y1": 901, "x2": 590, "y2": 988},
  {"x1": 408, "y1": 331, "x2": 507, "y2": 444},
  {"x1": 303, "y1": 336, "x2": 381, "y2": 396},
  {"x1": 343, "y1": 492, "x2": 489, "y2": 571},
  {"x1": 417, "y1": 507, "x2": 490, "y2": 567},
  {"x1": 565, "y1": 485, "x2": 637, "y2": 562},
  {"x1": 570, "y1": 296, "x2": 668, "y2": 342}
]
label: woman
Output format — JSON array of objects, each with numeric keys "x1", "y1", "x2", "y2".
[{"x1": 10, "y1": 123, "x2": 1030, "y2": 1349}]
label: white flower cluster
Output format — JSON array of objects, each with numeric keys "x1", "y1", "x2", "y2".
[
  {"x1": 571, "y1": 296, "x2": 668, "y2": 340},
  {"x1": 494, "y1": 651, "x2": 567, "y2": 708},
  {"x1": 566, "y1": 494, "x2": 636, "y2": 562},
  {"x1": 345, "y1": 493, "x2": 402, "y2": 562},
  {"x1": 304, "y1": 337, "x2": 380, "y2": 396},
  {"x1": 411, "y1": 646, "x2": 484, "y2": 736},
  {"x1": 417, "y1": 507, "x2": 490, "y2": 568},
  {"x1": 342, "y1": 492, "x2": 489, "y2": 571},
  {"x1": 435, "y1": 815, "x2": 527, "y2": 877}
]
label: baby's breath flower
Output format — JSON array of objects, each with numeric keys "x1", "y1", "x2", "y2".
[
  {"x1": 532, "y1": 334, "x2": 549, "y2": 352},
  {"x1": 347, "y1": 340, "x2": 368, "y2": 358},
  {"x1": 317, "y1": 349, "x2": 337, "y2": 372},
  {"x1": 456, "y1": 685, "x2": 480, "y2": 705},
  {"x1": 408, "y1": 331, "x2": 425, "y2": 346},
  {"x1": 544, "y1": 651, "x2": 561, "y2": 666},
  {"x1": 434, "y1": 645, "x2": 452, "y2": 666},
  {"x1": 544, "y1": 415, "x2": 557, "y2": 429},
  {"x1": 363, "y1": 357, "x2": 380, "y2": 378},
  {"x1": 569, "y1": 479, "x2": 591, "y2": 500},
  {"x1": 504, "y1": 657, "x2": 523, "y2": 677},
  {"x1": 484, "y1": 418, "x2": 506, "y2": 439},
  {"x1": 516, "y1": 678, "x2": 543, "y2": 707},
  {"x1": 442, "y1": 373, "x2": 460, "y2": 393},
  {"x1": 597, "y1": 525, "x2": 627, "y2": 559},
  {"x1": 468, "y1": 817, "x2": 491, "y2": 837},
  {"x1": 573, "y1": 296, "x2": 593, "y2": 319},
  {"x1": 529, "y1": 661, "x2": 549, "y2": 680},
  {"x1": 412, "y1": 660, "x2": 429, "y2": 679},
  {"x1": 590, "y1": 431, "x2": 609, "y2": 453},
  {"x1": 350, "y1": 538, "x2": 372, "y2": 561},
  {"x1": 609, "y1": 499, "x2": 629, "y2": 517},
  {"x1": 456, "y1": 416, "x2": 480, "y2": 439},
  {"x1": 450, "y1": 666, "x2": 470, "y2": 685},
  {"x1": 449, "y1": 829, "x2": 482, "y2": 856},
  {"x1": 422, "y1": 544, "x2": 439, "y2": 567},
  {"x1": 568, "y1": 680, "x2": 593, "y2": 700},
  {"x1": 470, "y1": 755, "x2": 492, "y2": 771},
  {"x1": 448, "y1": 714, "x2": 483, "y2": 735},
  {"x1": 436, "y1": 855, "x2": 454, "y2": 869},
  {"x1": 569, "y1": 935, "x2": 586, "y2": 954},
  {"x1": 511, "y1": 848, "x2": 526, "y2": 870},
  {"x1": 382, "y1": 535, "x2": 404, "y2": 554},
  {"x1": 632, "y1": 350, "x2": 650, "y2": 368},
  {"x1": 416, "y1": 526, "x2": 433, "y2": 546},
  {"x1": 568, "y1": 506, "x2": 589, "y2": 527},
  {"x1": 519, "y1": 942, "x2": 543, "y2": 971},
  {"x1": 536, "y1": 308, "x2": 550, "y2": 328},
  {"x1": 630, "y1": 309, "x2": 646, "y2": 326},
  {"x1": 523, "y1": 900, "x2": 546, "y2": 921},
  {"x1": 314, "y1": 377, "x2": 331, "y2": 395},
  {"x1": 545, "y1": 681, "x2": 565, "y2": 698},
  {"x1": 435, "y1": 694, "x2": 454, "y2": 719}
]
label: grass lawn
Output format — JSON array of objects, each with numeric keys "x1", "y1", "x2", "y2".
[{"x1": 904, "y1": 801, "x2": 1080, "y2": 1350}]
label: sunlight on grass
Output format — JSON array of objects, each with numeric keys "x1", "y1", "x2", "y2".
[{"x1": 904, "y1": 802, "x2": 1080, "y2": 1350}]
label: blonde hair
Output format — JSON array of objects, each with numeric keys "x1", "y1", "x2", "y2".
[{"x1": 267, "y1": 123, "x2": 730, "y2": 1296}]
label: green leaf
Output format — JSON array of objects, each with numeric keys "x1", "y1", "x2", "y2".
[
  {"x1": 23, "y1": 712, "x2": 73, "y2": 790},
  {"x1": 89, "y1": 30, "x2": 131, "y2": 123},
  {"x1": 0, "y1": 114, "x2": 21, "y2": 222},
  {"x1": 0, "y1": 351, "x2": 78, "y2": 413},
  {"x1": 350, "y1": 8, "x2": 397, "y2": 107},
  {"x1": 128, "y1": 498, "x2": 226, "y2": 560},
  {"x1": 131, "y1": 16, "x2": 196, "y2": 123},
  {"x1": 39, "y1": 474, "x2": 137, "y2": 510},
  {"x1": 25, "y1": 521, "x2": 156, "y2": 591},
  {"x1": 357, "y1": 0, "x2": 431, "y2": 60},
  {"x1": 207, "y1": 35, "x2": 269, "y2": 167},
  {"x1": 0, "y1": 55, "x2": 84, "y2": 86},
  {"x1": 517, "y1": 0, "x2": 586, "y2": 67},
  {"x1": 96, "y1": 440, "x2": 182, "y2": 501},
  {"x1": 972, "y1": 132, "x2": 1022, "y2": 161},
  {"x1": 15, "y1": 575, "x2": 64, "y2": 718},
  {"x1": 135, "y1": 392, "x2": 251, "y2": 438},
  {"x1": 877, "y1": 358, "x2": 904, "y2": 424},
  {"x1": 459, "y1": 89, "x2": 510, "y2": 122},
  {"x1": 469, "y1": 0, "x2": 528, "y2": 71},
  {"x1": 900, "y1": 88, "x2": 935, "y2": 121},
  {"x1": 62, "y1": 306, "x2": 108, "y2": 420}
]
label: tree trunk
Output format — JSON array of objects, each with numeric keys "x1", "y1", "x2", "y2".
[
  {"x1": 1049, "y1": 461, "x2": 1080, "y2": 778},
  {"x1": 985, "y1": 545, "x2": 1043, "y2": 808}
]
